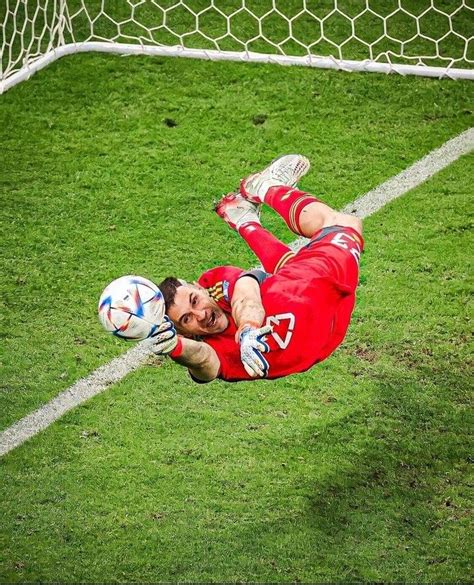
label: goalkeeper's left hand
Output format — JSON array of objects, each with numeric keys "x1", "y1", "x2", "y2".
[{"x1": 236, "y1": 323, "x2": 273, "y2": 378}]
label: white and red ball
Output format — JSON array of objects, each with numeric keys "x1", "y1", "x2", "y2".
[{"x1": 98, "y1": 275, "x2": 165, "y2": 341}]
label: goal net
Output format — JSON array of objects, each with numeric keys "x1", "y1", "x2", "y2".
[{"x1": 1, "y1": 1, "x2": 473, "y2": 93}]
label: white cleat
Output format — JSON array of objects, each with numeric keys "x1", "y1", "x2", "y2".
[
  {"x1": 215, "y1": 192, "x2": 261, "y2": 232},
  {"x1": 240, "y1": 154, "x2": 311, "y2": 203}
]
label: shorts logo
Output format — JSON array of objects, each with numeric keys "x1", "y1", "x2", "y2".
[{"x1": 265, "y1": 312, "x2": 295, "y2": 349}]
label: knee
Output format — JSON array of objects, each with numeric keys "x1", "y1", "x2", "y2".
[
  {"x1": 347, "y1": 215, "x2": 363, "y2": 236},
  {"x1": 326, "y1": 212, "x2": 363, "y2": 235}
]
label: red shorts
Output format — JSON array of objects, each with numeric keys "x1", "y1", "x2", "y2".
[
  {"x1": 275, "y1": 225, "x2": 364, "y2": 361},
  {"x1": 283, "y1": 225, "x2": 364, "y2": 293}
]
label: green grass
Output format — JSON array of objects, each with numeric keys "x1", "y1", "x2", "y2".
[{"x1": 1, "y1": 53, "x2": 473, "y2": 582}]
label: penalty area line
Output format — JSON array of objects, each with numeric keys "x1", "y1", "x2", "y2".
[{"x1": 1, "y1": 127, "x2": 473, "y2": 457}]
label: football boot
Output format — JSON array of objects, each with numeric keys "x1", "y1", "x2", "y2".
[
  {"x1": 215, "y1": 192, "x2": 261, "y2": 232},
  {"x1": 240, "y1": 154, "x2": 310, "y2": 203}
]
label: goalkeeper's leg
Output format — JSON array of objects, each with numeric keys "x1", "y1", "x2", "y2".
[
  {"x1": 238, "y1": 222, "x2": 296, "y2": 274},
  {"x1": 240, "y1": 155, "x2": 362, "y2": 238},
  {"x1": 215, "y1": 193, "x2": 295, "y2": 273},
  {"x1": 263, "y1": 185, "x2": 362, "y2": 239}
]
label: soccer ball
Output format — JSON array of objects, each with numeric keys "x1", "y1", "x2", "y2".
[{"x1": 98, "y1": 275, "x2": 165, "y2": 341}]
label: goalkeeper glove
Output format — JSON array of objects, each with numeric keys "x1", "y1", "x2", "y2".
[
  {"x1": 236, "y1": 323, "x2": 273, "y2": 378},
  {"x1": 151, "y1": 317, "x2": 182, "y2": 357}
]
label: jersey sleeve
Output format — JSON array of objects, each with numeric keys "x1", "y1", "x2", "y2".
[{"x1": 198, "y1": 265, "x2": 245, "y2": 312}]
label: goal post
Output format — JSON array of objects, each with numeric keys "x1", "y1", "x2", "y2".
[{"x1": 1, "y1": 0, "x2": 473, "y2": 93}]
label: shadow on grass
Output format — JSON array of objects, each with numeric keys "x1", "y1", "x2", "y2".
[
  {"x1": 304, "y1": 360, "x2": 469, "y2": 579},
  {"x1": 222, "y1": 358, "x2": 471, "y2": 582}
]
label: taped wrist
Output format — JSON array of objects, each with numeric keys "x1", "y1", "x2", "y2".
[{"x1": 169, "y1": 337, "x2": 184, "y2": 359}]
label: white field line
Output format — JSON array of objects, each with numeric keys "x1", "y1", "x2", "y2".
[{"x1": 1, "y1": 127, "x2": 473, "y2": 457}]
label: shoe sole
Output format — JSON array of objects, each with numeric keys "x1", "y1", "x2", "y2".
[
  {"x1": 268, "y1": 154, "x2": 311, "y2": 186},
  {"x1": 241, "y1": 154, "x2": 311, "y2": 202}
]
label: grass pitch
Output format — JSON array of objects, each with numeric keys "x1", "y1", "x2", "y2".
[{"x1": 1, "y1": 53, "x2": 473, "y2": 582}]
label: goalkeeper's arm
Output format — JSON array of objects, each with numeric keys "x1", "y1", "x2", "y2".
[
  {"x1": 231, "y1": 271, "x2": 273, "y2": 378},
  {"x1": 231, "y1": 272, "x2": 267, "y2": 330},
  {"x1": 151, "y1": 316, "x2": 220, "y2": 382},
  {"x1": 172, "y1": 337, "x2": 221, "y2": 382}
]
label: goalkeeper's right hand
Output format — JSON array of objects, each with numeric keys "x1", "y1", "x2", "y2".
[
  {"x1": 237, "y1": 323, "x2": 273, "y2": 378},
  {"x1": 151, "y1": 316, "x2": 179, "y2": 356}
]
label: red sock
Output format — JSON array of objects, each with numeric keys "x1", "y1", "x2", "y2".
[
  {"x1": 238, "y1": 222, "x2": 295, "y2": 273},
  {"x1": 265, "y1": 186, "x2": 321, "y2": 236}
]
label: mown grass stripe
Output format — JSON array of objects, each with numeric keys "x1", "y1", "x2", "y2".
[
  {"x1": 342, "y1": 127, "x2": 474, "y2": 218},
  {"x1": 1, "y1": 127, "x2": 472, "y2": 458}
]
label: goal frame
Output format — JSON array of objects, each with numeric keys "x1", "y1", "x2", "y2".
[{"x1": 2, "y1": 1, "x2": 473, "y2": 94}]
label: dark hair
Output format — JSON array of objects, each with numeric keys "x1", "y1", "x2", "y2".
[{"x1": 158, "y1": 277, "x2": 184, "y2": 311}]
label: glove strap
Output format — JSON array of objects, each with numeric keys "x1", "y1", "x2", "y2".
[
  {"x1": 235, "y1": 321, "x2": 261, "y2": 343},
  {"x1": 169, "y1": 337, "x2": 184, "y2": 359}
]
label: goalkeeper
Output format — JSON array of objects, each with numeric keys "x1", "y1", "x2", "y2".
[{"x1": 153, "y1": 155, "x2": 364, "y2": 382}]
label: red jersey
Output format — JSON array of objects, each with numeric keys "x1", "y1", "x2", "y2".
[{"x1": 197, "y1": 225, "x2": 363, "y2": 382}]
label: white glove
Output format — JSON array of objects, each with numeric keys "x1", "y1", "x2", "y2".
[
  {"x1": 151, "y1": 316, "x2": 179, "y2": 356},
  {"x1": 237, "y1": 324, "x2": 273, "y2": 378}
]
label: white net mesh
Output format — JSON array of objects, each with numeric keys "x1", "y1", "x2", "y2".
[{"x1": 1, "y1": 0, "x2": 473, "y2": 92}]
